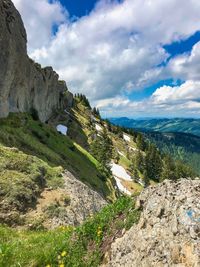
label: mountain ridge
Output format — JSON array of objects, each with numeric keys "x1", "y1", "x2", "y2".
[{"x1": 109, "y1": 117, "x2": 200, "y2": 137}]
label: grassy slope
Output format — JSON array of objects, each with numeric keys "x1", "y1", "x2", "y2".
[
  {"x1": 68, "y1": 102, "x2": 146, "y2": 192},
  {"x1": 0, "y1": 113, "x2": 115, "y2": 200},
  {"x1": 0, "y1": 197, "x2": 140, "y2": 267},
  {"x1": 0, "y1": 144, "x2": 63, "y2": 225}
]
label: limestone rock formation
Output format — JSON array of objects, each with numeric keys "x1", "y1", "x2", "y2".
[
  {"x1": 0, "y1": 0, "x2": 73, "y2": 122},
  {"x1": 104, "y1": 179, "x2": 200, "y2": 267},
  {"x1": 27, "y1": 171, "x2": 107, "y2": 229}
]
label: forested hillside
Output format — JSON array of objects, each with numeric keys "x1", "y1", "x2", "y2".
[
  {"x1": 145, "y1": 131, "x2": 200, "y2": 175},
  {"x1": 109, "y1": 117, "x2": 200, "y2": 136}
]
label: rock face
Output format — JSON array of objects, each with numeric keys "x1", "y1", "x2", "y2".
[
  {"x1": 27, "y1": 171, "x2": 107, "y2": 229},
  {"x1": 0, "y1": 0, "x2": 73, "y2": 122},
  {"x1": 105, "y1": 179, "x2": 200, "y2": 267}
]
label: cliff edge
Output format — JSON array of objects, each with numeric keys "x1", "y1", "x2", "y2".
[{"x1": 0, "y1": 0, "x2": 73, "y2": 122}]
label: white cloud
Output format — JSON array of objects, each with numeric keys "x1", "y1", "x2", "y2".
[
  {"x1": 13, "y1": 0, "x2": 68, "y2": 51},
  {"x1": 168, "y1": 41, "x2": 200, "y2": 81},
  {"x1": 96, "y1": 80, "x2": 200, "y2": 117},
  {"x1": 12, "y1": 0, "x2": 200, "y2": 116},
  {"x1": 152, "y1": 80, "x2": 200, "y2": 104}
]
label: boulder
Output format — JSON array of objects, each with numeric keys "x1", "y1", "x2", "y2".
[{"x1": 105, "y1": 178, "x2": 200, "y2": 267}]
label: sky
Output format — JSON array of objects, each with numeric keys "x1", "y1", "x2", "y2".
[{"x1": 12, "y1": 0, "x2": 200, "y2": 118}]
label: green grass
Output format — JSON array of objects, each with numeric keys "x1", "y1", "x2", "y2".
[
  {"x1": 0, "y1": 196, "x2": 140, "y2": 267},
  {"x1": 0, "y1": 113, "x2": 115, "y2": 199},
  {"x1": 118, "y1": 155, "x2": 131, "y2": 169},
  {"x1": 0, "y1": 144, "x2": 63, "y2": 225}
]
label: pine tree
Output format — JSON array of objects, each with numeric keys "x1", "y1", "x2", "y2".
[
  {"x1": 133, "y1": 150, "x2": 145, "y2": 173},
  {"x1": 136, "y1": 133, "x2": 146, "y2": 151},
  {"x1": 92, "y1": 107, "x2": 101, "y2": 118},
  {"x1": 175, "y1": 160, "x2": 195, "y2": 179},
  {"x1": 143, "y1": 170, "x2": 150, "y2": 187},
  {"x1": 160, "y1": 155, "x2": 176, "y2": 181},
  {"x1": 145, "y1": 144, "x2": 162, "y2": 181},
  {"x1": 132, "y1": 168, "x2": 139, "y2": 182},
  {"x1": 90, "y1": 129, "x2": 113, "y2": 169}
]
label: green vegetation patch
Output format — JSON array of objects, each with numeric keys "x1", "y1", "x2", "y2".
[
  {"x1": 0, "y1": 196, "x2": 140, "y2": 267},
  {"x1": 0, "y1": 144, "x2": 63, "y2": 224},
  {"x1": 0, "y1": 113, "x2": 113, "y2": 199}
]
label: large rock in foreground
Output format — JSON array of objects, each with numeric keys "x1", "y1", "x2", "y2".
[
  {"x1": 0, "y1": 0, "x2": 73, "y2": 122},
  {"x1": 105, "y1": 179, "x2": 200, "y2": 267}
]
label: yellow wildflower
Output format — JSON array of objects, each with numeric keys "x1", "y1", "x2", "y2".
[
  {"x1": 97, "y1": 229, "x2": 102, "y2": 237},
  {"x1": 59, "y1": 264, "x2": 65, "y2": 267},
  {"x1": 61, "y1": 251, "x2": 67, "y2": 257},
  {"x1": 46, "y1": 265, "x2": 51, "y2": 267}
]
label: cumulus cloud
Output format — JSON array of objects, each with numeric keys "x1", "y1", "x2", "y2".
[
  {"x1": 167, "y1": 41, "x2": 200, "y2": 81},
  {"x1": 13, "y1": 0, "x2": 68, "y2": 50},
  {"x1": 96, "y1": 80, "x2": 200, "y2": 117},
  {"x1": 12, "y1": 0, "x2": 200, "y2": 116},
  {"x1": 152, "y1": 80, "x2": 200, "y2": 104}
]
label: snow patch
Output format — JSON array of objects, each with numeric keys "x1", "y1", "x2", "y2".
[
  {"x1": 56, "y1": 124, "x2": 68, "y2": 135},
  {"x1": 95, "y1": 124, "x2": 103, "y2": 132},
  {"x1": 123, "y1": 134, "x2": 131, "y2": 142},
  {"x1": 111, "y1": 163, "x2": 132, "y2": 181},
  {"x1": 114, "y1": 176, "x2": 131, "y2": 196},
  {"x1": 118, "y1": 150, "x2": 125, "y2": 157}
]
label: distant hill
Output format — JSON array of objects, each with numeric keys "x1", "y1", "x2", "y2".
[
  {"x1": 109, "y1": 117, "x2": 200, "y2": 175},
  {"x1": 145, "y1": 131, "x2": 200, "y2": 175},
  {"x1": 109, "y1": 117, "x2": 200, "y2": 137}
]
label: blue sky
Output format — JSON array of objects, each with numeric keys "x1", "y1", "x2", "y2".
[
  {"x1": 13, "y1": 0, "x2": 200, "y2": 118},
  {"x1": 59, "y1": 0, "x2": 97, "y2": 18}
]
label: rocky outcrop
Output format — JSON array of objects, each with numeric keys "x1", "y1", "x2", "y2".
[
  {"x1": 27, "y1": 171, "x2": 107, "y2": 229},
  {"x1": 104, "y1": 179, "x2": 200, "y2": 267},
  {"x1": 0, "y1": 0, "x2": 73, "y2": 122}
]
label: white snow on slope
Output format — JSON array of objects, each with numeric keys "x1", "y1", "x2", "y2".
[
  {"x1": 111, "y1": 162, "x2": 132, "y2": 181},
  {"x1": 123, "y1": 134, "x2": 130, "y2": 142},
  {"x1": 118, "y1": 150, "x2": 125, "y2": 157},
  {"x1": 115, "y1": 177, "x2": 131, "y2": 196},
  {"x1": 56, "y1": 124, "x2": 68, "y2": 135},
  {"x1": 95, "y1": 123, "x2": 103, "y2": 131}
]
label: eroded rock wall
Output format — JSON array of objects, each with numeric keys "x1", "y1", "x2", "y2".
[{"x1": 0, "y1": 0, "x2": 73, "y2": 122}]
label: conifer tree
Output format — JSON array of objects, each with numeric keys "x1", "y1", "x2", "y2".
[
  {"x1": 90, "y1": 129, "x2": 113, "y2": 169},
  {"x1": 132, "y1": 168, "x2": 139, "y2": 182},
  {"x1": 145, "y1": 144, "x2": 162, "y2": 181},
  {"x1": 160, "y1": 155, "x2": 176, "y2": 181},
  {"x1": 133, "y1": 150, "x2": 145, "y2": 173},
  {"x1": 136, "y1": 133, "x2": 146, "y2": 151},
  {"x1": 143, "y1": 170, "x2": 150, "y2": 187}
]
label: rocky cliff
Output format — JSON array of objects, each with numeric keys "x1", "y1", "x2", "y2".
[
  {"x1": 0, "y1": 0, "x2": 73, "y2": 122},
  {"x1": 104, "y1": 179, "x2": 200, "y2": 267}
]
